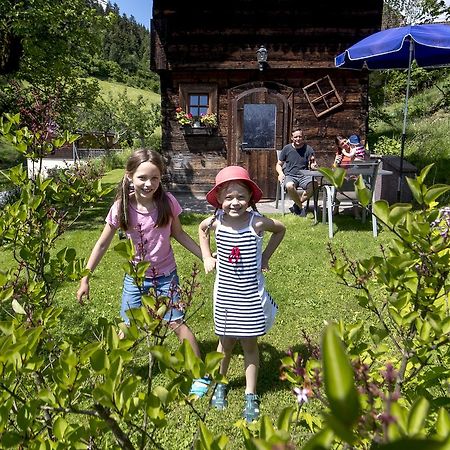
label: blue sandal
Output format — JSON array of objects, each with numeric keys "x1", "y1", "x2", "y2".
[
  {"x1": 243, "y1": 393, "x2": 260, "y2": 422},
  {"x1": 189, "y1": 376, "x2": 211, "y2": 398},
  {"x1": 211, "y1": 383, "x2": 228, "y2": 409}
]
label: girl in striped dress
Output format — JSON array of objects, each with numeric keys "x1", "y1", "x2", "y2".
[{"x1": 199, "y1": 166, "x2": 285, "y2": 422}]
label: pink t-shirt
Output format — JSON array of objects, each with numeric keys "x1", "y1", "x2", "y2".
[{"x1": 106, "y1": 192, "x2": 182, "y2": 277}]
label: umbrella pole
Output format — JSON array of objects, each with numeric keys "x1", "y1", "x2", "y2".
[{"x1": 397, "y1": 38, "x2": 414, "y2": 202}]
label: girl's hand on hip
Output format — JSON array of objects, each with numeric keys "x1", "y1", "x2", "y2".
[{"x1": 203, "y1": 256, "x2": 216, "y2": 274}]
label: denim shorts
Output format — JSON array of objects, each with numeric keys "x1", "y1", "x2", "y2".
[{"x1": 120, "y1": 271, "x2": 184, "y2": 324}]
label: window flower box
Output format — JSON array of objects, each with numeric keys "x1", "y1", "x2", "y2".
[
  {"x1": 176, "y1": 107, "x2": 218, "y2": 136},
  {"x1": 180, "y1": 125, "x2": 217, "y2": 136}
]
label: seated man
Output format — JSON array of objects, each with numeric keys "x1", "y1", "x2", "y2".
[{"x1": 276, "y1": 128, "x2": 318, "y2": 217}]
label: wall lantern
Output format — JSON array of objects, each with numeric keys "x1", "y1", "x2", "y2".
[{"x1": 256, "y1": 45, "x2": 268, "y2": 71}]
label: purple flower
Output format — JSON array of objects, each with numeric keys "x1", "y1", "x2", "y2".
[{"x1": 293, "y1": 387, "x2": 310, "y2": 404}]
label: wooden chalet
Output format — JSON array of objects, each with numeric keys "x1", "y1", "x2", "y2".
[{"x1": 151, "y1": 1, "x2": 384, "y2": 198}]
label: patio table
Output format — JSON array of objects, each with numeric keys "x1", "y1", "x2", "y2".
[{"x1": 322, "y1": 161, "x2": 393, "y2": 238}]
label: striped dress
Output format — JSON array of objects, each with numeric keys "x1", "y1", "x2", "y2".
[{"x1": 213, "y1": 211, "x2": 278, "y2": 337}]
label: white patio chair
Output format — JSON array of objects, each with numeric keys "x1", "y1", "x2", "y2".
[{"x1": 323, "y1": 159, "x2": 381, "y2": 238}]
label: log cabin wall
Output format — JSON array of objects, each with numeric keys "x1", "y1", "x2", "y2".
[{"x1": 151, "y1": 1, "x2": 383, "y2": 196}]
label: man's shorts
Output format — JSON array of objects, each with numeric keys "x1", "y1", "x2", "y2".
[
  {"x1": 120, "y1": 271, "x2": 184, "y2": 324},
  {"x1": 285, "y1": 174, "x2": 313, "y2": 190}
]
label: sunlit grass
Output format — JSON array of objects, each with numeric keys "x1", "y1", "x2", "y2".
[
  {"x1": 97, "y1": 79, "x2": 160, "y2": 104},
  {"x1": 45, "y1": 169, "x2": 393, "y2": 447}
]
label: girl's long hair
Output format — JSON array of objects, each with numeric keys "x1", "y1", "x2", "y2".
[{"x1": 116, "y1": 149, "x2": 172, "y2": 230}]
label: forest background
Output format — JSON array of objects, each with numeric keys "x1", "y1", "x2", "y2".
[{"x1": 0, "y1": 0, "x2": 160, "y2": 172}]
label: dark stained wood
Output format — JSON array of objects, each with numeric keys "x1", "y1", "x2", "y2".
[{"x1": 151, "y1": 1, "x2": 383, "y2": 196}]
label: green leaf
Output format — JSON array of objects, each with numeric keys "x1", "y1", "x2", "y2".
[
  {"x1": 0, "y1": 271, "x2": 7, "y2": 286},
  {"x1": 0, "y1": 321, "x2": 13, "y2": 335},
  {"x1": 373, "y1": 200, "x2": 390, "y2": 225},
  {"x1": 389, "y1": 204, "x2": 412, "y2": 226},
  {"x1": 371, "y1": 438, "x2": 448, "y2": 450},
  {"x1": 277, "y1": 407, "x2": 294, "y2": 432},
  {"x1": 114, "y1": 239, "x2": 135, "y2": 259},
  {"x1": 11, "y1": 299, "x2": 26, "y2": 315},
  {"x1": 369, "y1": 326, "x2": 389, "y2": 345},
  {"x1": 205, "y1": 351, "x2": 224, "y2": 374},
  {"x1": 347, "y1": 320, "x2": 364, "y2": 342},
  {"x1": 106, "y1": 325, "x2": 119, "y2": 350},
  {"x1": 441, "y1": 317, "x2": 450, "y2": 335},
  {"x1": 419, "y1": 321, "x2": 431, "y2": 342},
  {"x1": 180, "y1": 339, "x2": 202, "y2": 378},
  {"x1": 1, "y1": 431, "x2": 22, "y2": 448},
  {"x1": 390, "y1": 402, "x2": 408, "y2": 436},
  {"x1": 213, "y1": 434, "x2": 229, "y2": 450},
  {"x1": 407, "y1": 397, "x2": 429, "y2": 436},
  {"x1": 197, "y1": 420, "x2": 213, "y2": 448},
  {"x1": 92, "y1": 381, "x2": 115, "y2": 409},
  {"x1": 37, "y1": 388, "x2": 56, "y2": 404},
  {"x1": 389, "y1": 307, "x2": 403, "y2": 327},
  {"x1": 259, "y1": 415, "x2": 275, "y2": 441},
  {"x1": 436, "y1": 407, "x2": 450, "y2": 439},
  {"x1": 317, "y1": 168, "x2": 335, "y2": 184},
  {"x1": 90, "y1": 349, "x2": 110, "y2": 373},
  {"x1": 423, "y1": 185, "x2": 450, "y2": 205},
  {"x1": 153, "y1": 386, "x2": 171, "y2": 405},
  {"x1": 322, "y1": 325, "x2": 360, "y2": 427},
  {"x1": 300, "y1": 427, "x2": 334, "y2": 450},
  {"x1": 355, "y1": 176, "x2": 371, "y2": 207},
  {"x1": 60, "y1": 347, "x2": 78, "y2": 370},
  {"x1": 326, "y1": 413, "x2": 357, "y2": 445},
  {"x1": 53, "y1": 416, "x2": 69, "y2": 440},
  {"x1": 416, "y1": 164, "x2": 433, "y2": 184},
  {"x1": 318, "y1": 167, "x2": 346, "y2": 188},
  {"x1": 135, "y1": 261, "x2": 151, "y2": 278},
  {"x1": 146, "y1": 393, "x2": 164, "y2": 423},
  {"x1": 406, "y1": 178, "x2": 423, "y2": 204},
  {"x1": 80, "y1": 342, "x2": 102, "y2": 363},
  {"x1": 0, "y1": 287, "x2": 13, "y2": 302}
]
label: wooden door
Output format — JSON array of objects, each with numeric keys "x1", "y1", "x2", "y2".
[{"x1": 229, "y1": 82, "x2": 293, "y2": 199}]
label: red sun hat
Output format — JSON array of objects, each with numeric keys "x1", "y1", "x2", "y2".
[{"x1": 206, "y1": 166, "x2": 263, "y2": 208}]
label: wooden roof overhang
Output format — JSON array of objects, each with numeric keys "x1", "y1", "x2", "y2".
[{"x1": 151, "y1": 1, "x2": 383, "y2": 71}]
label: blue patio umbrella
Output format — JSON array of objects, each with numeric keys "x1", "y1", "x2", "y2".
[{"x1": 335, "y1": 23, "x2": 450, "y2": 201}]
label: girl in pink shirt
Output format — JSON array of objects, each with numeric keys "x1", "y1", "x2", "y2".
[{"x1": 77, "y1": 149, "x2": 210, "y2": 396}]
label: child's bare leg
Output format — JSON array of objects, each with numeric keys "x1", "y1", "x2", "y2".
[
  {"x1": 169, "y1": 320, "x2": 201, "y2": 358},
  {"x1": 217, "y1": 337, "x2": 237, "y2": 375},
  {"x1": 240, "y1": 337, "x2": 259, "y2": 394}
]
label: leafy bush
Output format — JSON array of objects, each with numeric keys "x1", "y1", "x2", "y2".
[
  {"x1": 240, "y1": 166, "x2": 450, "y2": 449},
  {"x1": 76, "y1": 91, "x2": 161, "y2": 149},
  {"x1": 101, "y1": 148, "x2": 133, "y2": 170},
  {"x1": 0, "y1": 114, "x2": 225, "y2": 449},
  {"x1": 372, "y1": 135, "x2": 401, "y2": 156},
  {"x1": 89, "y1": 55, "x2": 125, "y2": 81},
  {"x1": 147, "y1": 131, "x2": 162, "y2": 152}
]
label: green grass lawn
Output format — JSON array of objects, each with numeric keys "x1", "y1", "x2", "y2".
[
  {"x1": 97, "y1": 79, "x2": 160, "y2": 104},
  {"x1": 43, "y1": 169, "x2": 393, "y2": 447}
]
